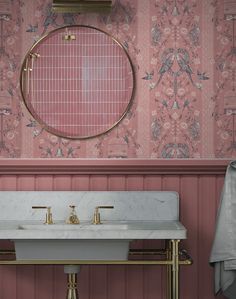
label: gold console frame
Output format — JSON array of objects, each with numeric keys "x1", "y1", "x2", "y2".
[{"x1": 0, "y1": 239, "x2": 192, "y2": 299}]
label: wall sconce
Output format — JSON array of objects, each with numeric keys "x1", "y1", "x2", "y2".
[{"x1": 52, "y1": 0, "x2": 112, "y2": 13}]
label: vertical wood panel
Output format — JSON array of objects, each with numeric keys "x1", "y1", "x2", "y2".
[
  {"x1": 16, "y1": 177, "x2": 36, "y2": 298},
  {"x1": 107, "y1": 265, "x2": 126, "y2": 299},
  {"x1": 198, "y1": 176, "x2": 217, "y2": 299},
  {"x1": 143, "y1": 175, "x2": 162, "y2": 191},
  {"x1": 162, "y1": 175, "x2": 180, "y2": 193},
  {"x1": 53, "y1": 175, "x2": 72, "y2": 190},
  {"x1": 161, "y1": 175, "x2": 181, "y2": 298},
  {"x1": 144, "y1": 175, "x2": 163, "y2": 299},
  {"x1": 90, "y1": 175, "x2": 108, "y2": 190},
  {"x1": 0, "y1": 175, "x2": 18, "y2": 190},
  {"x1": 54, "y1": 266, "x2": 66, "y2": 299},
  {"x1": 126, "y1": 175, "x2": 144, "y2": 190},
  {"x1": 107, "y1": 176, "x2": 127, "y2": 299},
  {"x1": 126, "y1": 175, "x2": 144, "y2": 299},
  {"x1": 71, "y1": 175, "x2": 90, "y2": 190},
  {"x1": 108, "y1": 175, "x2": 126, "y2": 190},
  {"x1": 17, "y1": 176, "x2": 36, "y2": 190},
  {"x1": 90, "y1": 266, "x2": 107, "y2": 299},
  {"x1": 2, "y1": 267, "x2": 16, "y2": 299},
  {"x1": 16, "y1": 266, "x2": 35, "y2": 298},
  {"x1": 0, "y1": 176, "x2": 17, "y2": 298},
  {"x1": 180, "y1": 176, "x2": 199, "y2": 299},
  {"x1": 35, "y1": 266, "x2": 54, "y2": 299},
  {"x1": 126, "y1": 265, "x2": 144, "y2": 299},
  {"x1": 0, "y1": 264, "x2": 2, "y2": 299},
  {"x1": 78, "y1": 265, "x2": 90, "y2": 299},
  {"x1": 89, "y1": 176, "x2": 108, "y2": 299},
  {"x1": 35, "y1": 175, "x2": 54, "y2": 299},
  {"x1": 35, "y1": 175, "x2": 54, "y2": 190}
]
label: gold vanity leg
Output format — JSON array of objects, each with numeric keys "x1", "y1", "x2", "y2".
[
  {"x1": 66, "y1": 273, "x2": 79, "y2": 299},
  {"x1": 171, "y1": 239, "x2": 180, "y2": 299},
  {"x1": 166, "y1": 240, "x2": 172, "y2": 299},
  {"x1": 64, "y1": 265, "x2": 80, "y2": 299}
]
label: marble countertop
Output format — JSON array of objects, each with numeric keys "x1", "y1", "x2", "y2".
[{"x1": 0, "y1": 220, "x2": 186, "y2": 240}]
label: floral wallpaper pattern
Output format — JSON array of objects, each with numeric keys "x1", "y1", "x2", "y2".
[
  {"x1": 0, "y1": 0, "x2": 21, "y2": 157},
  {"x1": 213, "y1": 0, "x2": 236, "y2": 157},
  {"x1": 0, "y1": 0, "x2": 234, "y2": 158}
]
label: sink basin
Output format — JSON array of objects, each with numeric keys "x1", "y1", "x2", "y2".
[
  {"x1": 15, "y1": 221, "x2": 132, "y2": 260},
  {"x1": 0, "y1": 191, "x2": 186, "y2": 261}
]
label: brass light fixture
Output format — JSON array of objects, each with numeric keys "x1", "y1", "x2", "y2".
[{"x1": 52, "y1": 0, "x2": 112, "y2": 13}]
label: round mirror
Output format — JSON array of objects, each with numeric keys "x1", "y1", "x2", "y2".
[{"x1": 20, "y1": 25, "x2": 135, "y2": 139}]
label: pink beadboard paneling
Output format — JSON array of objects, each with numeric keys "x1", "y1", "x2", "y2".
[
  {"x1": 143, "y1": 175, "x2": 164, "y2": 299},
  {"x1": 71, "y1": 175, "x2": 90, "y2": 190},
  {"x1": 35, "y1": 175, "x2": 54, "y2": 190},
  {"x1": 35, "y1": 174, "x2": 54, "y2": 299},
  {"x1": 0, "y1": 160, "x2": 228, "y2": 299},
  {"x1": 90, "y1": 175, "x2": 108, "y2": 190},
  {"x1": 78, "y1": 266, "x2": 90, "y2": 299},
  {"x1": 16, "y1": 266, "x2": 35, "y2": 298},
  {"x1": 108, "y1": 175, "x2": 127, "y2": 190},
  {"x1": 17, "y1": 176, "x2": 36, "y2": 190},
  {"x1": 180, "y1": 176, "x2": 199, "y2": 299},
  {"x1": 90, "y1": 266, "x2": 107, "y2": 299},
  {"x1": 53, "y1": 175, "x2": 72, "y2": 190},
  {"x1": 53, "y1": 266, "x2": 67, "y2": 299},
  {"x1": 107, "y1": 175, "x2": 127, "y2": 299},
  {"x1": 107, "y1": 265, "x2": 126, "y2": 299},
  {"x1": 198, "y1": 176, "x2": 217, "y2": 299},
  {"x1": 35, "y1": 266, "x2": 54, "y2": 299},
  {"x1": 0, "y1": 176, "x2": 18, "y2": 190},
  {"x1": 2, "y1": 267, "x2": 17, "y2": 299}
]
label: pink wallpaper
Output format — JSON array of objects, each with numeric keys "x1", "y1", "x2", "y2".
[{"x1": 0, "y1": 0, "x2": 234, "y2": 158}]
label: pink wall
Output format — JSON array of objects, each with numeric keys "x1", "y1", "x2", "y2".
[
  {"x1": 0, "y1": 0, "x2": 235, "y2": 158},
  {"x1": 0, "y1": 0, "x2": 234, "y2": 297},
  {"x1": 0, "y1": 159, "x2": 228, "y2": 299}
]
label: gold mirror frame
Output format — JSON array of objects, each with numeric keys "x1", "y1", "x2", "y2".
[{"x1": 20, "y1": 25, "x2": 135, "y2": 139}]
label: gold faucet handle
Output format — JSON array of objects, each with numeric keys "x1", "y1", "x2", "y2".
[
  {"x1": 93, "y1": 206, "x2": 114, "y2": 225},
  {"x1": 96, "y1": 206, "x2": 114, "y2": 210},
  {"x1": 32, "y1": 206, "x2": 53, "y2": 225}
]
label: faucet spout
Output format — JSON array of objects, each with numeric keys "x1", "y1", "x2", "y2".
[{"x1": 66, "y1": 205, "x2": 80, "y2": 224}]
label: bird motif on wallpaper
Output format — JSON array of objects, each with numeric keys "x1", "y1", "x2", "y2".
[
  {"x1": 153, "y1": 48, "x2": 200, "y2": 88},
  {"x1": 142, "y1": 70, "x2": 154, "y2": 80},
  {"x1": 197, "y1": 71, "x2": 210, "y2": 81},
  {"x1": 147, "y1": 47, "x2": 210, "y2": 95},
  {"x1": 151, "y1": 24, "x2": 162, "y2": 45},
  {"x1": 176, "y1": 48, "x2": 194, "y2": 85},
  {"x1": 155, "y1": 48, "x2": 175, "y2": 87},
  {"x1": 26, "y1": 24, "x2": 38, "y2": 33}
]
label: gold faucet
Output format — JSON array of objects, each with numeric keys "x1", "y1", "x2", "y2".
[
  {"x1": 32, "y1": 206, "x2": 53, "y2": 224},
  {"x1": 66, "y1": 205, "x2": 80, "y2": 224},
  {"x1": 92, "y1": 206, "x2": 114, "y2": 225}
]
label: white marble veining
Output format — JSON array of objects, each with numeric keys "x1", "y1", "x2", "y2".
[
  {"x1": 0, "y1": 191, "x2": 186, "y2": 260},
  {"x1": 0, "y1": 191, "x2": 186, "y2": 240},
  {"x1": 0, "y1": 191, "x2": 179, "y2": 221}
]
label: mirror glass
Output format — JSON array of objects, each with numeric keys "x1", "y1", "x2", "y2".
[{"x1": 20, "y1": 25, "x2": 134, "y2": 139}]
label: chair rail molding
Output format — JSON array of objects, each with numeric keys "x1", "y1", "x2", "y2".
[{"x1": 0, "y1": 159, "x2": 230, "y2": 175}]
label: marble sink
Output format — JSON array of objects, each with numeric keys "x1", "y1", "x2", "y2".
[{"x1": 0, "y1": 191, "x2": 186, "y2": 261}]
